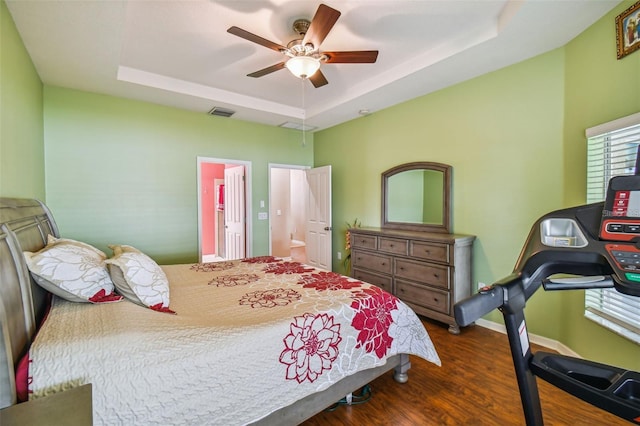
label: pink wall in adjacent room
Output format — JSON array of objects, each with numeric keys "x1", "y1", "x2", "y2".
[{"x1": 201, "y1": 163, "x2": 225, "y2": 255}]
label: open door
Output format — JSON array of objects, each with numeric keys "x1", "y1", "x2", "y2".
[
  {"x1": 305, "y1": 165, "x2": 332, "y2": 270},
  {"x1": 198, "y1": 157, "x2": 251, "y2": 262},
  {"x1": 224, "y1": 165, "x2": 246, "y2": 260}
]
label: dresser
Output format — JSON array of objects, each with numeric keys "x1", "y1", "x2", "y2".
[{"x1": 350, "y1": 227, "x2": 475, "y2": 334}]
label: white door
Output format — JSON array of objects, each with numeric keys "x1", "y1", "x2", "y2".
[
  {"x1": 305, "y1": 165, "x2": 332, "y2": 270},
  {"x1": 224, "y1": 165, "x2": 246, "y2": 260}
]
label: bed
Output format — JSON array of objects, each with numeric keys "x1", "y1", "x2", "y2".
[{"x1": 0, "y1": 197, "x2": 440, "y2": 425}]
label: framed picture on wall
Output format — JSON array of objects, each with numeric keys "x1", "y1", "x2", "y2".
[{"x1": 616, "y1": 1, "x2": 640, "y2": 59}]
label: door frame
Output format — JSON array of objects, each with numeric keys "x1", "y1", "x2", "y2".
[
  {"x1": 197, "y1": 156, "x2": 252, "y2": 261},
  {"x1": 268, "y1": 163, "x2": 310, "y2": 256}
]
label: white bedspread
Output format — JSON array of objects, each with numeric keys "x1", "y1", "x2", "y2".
[{"x1": 29, "y1": 257, "x2": 440, "y2": 425}]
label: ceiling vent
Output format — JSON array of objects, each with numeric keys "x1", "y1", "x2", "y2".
[
  {"x1": 208, "y1": 107, "x2": 235, "y2": 118},
  {"x1": 279, "y1": 122, "x2": 317, "y2": 131}
]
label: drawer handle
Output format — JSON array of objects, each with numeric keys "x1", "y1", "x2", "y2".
[
  {"x1": 381, "y1": 262, "x2": 386, "y2": 266},
  {"x1": 389, "y1": 244, "x2": 394, "y2": 247},
  {"x1": 425, "y1": 250, "x2": 431, "y2": 255},
  {"x1": 433, "y1": 274, "x2": 439, "y2": 279},
  {"x1": 398, "y1": 266, "x2": 404, "y2": 270}
]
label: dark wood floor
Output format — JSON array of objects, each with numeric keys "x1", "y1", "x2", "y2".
[{"x1": 302, "y1": 317, "x2": 629, "y2": 426}]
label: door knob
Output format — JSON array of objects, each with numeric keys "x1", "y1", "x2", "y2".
[{"x1": 324, "y1": 226, "x2": 332, "y2": 231}]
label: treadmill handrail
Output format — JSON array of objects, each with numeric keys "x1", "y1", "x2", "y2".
[
  {"x1": 455, "y1": 268, "x2": 615, "y2": 328},
  {"x1": 454, "y1": 273, "x2": 516, "y2": 327}
]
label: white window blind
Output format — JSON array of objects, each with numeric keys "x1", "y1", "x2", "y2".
[{"x1": 585, "y1": 113, "x2": 640, "y2": 344}]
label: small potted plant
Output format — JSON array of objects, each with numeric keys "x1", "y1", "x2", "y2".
[{"x1": 343, "y1": 218, "x2": 361, "y2": 274}]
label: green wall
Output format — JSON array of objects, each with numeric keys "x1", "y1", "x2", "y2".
[
  {"x1": 315, "y1": 47, "x2": 566, "y2": 340},
  {"x1": 315, "y1": 1, "x2": 640, "y2": 370},
  {"x1": 43, "y1": 87, "x2": 313, "y2": 264},
  {"x1": 0, "y1": 1, "x2": 45, "y2": 199},
  {"x1": 561, "y1": 1, "x2": 640, "y2": 368}
]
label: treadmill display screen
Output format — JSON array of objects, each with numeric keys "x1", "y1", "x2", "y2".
[
  {"x1": 600, "y1": 176, "x2": 640, "y2": 242},
  {"x1": 611, "y1": 190, "x2": 640, "y2": 217}
]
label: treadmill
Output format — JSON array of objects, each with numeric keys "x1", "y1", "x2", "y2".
[{"x1": 454, "y1": 167, "x2": 640, "y2": 425}]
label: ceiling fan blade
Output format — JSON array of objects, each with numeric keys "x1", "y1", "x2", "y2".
[
  {"x1": 302, "y1": 4, "x2": 341, "y2": 50},
  {"x1": 323, "y1": 51, "x2": 379, "y2": 63},
  {"x1": 227, "y1": 26, "x2": 286, "y2": 52},
  {"x1": 247, "y1": 62, "x2": 286, "y2": 78},
  {"x1": 309, "y1": 69, "x2": 328, "y2": 88}
]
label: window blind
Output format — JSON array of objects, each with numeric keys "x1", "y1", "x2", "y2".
[{"x1": 585, "y1": 115, "x2": 640, "y2": 344}]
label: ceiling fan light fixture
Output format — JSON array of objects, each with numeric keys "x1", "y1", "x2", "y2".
[{"x1": 285, "y1": 56, "x2": 320, "y2": 79}]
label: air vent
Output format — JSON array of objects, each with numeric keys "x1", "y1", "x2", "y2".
[{"x1": 208, "y1": 107, "x2": 235, "y2": 118}]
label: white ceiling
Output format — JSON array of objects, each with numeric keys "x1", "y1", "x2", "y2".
[{"x1": 6, "y1": 0, "x2": 621, "y2": 131}]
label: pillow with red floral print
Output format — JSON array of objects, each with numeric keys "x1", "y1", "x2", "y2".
[
  {"x1": 106, "y1": 245, "x2": 174, "y2": 314},
  {"x1": 23, "y1": 235, "x2": 122, "y2": 303}
]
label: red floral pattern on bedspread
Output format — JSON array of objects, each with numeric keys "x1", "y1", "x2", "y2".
[
  {"x1": 241, "y1": 256, "x2": 282, "y2": 264},
  {"x1": 209, "y1": 273, "x2": 260, "y2": 287},
  {"x1": 239, "y1": 288, "x2": 301, "y2": 308},
  {"x1": 190, "y1": 262, "x2": 236, "y2": 272},
  {"x1": 29, "y1": 263, "x2": 442, "y2": 425},
  {"x1": 280, "y1": 313, "x2": 341, "y2": 383},
  {"x1": 297, "y1": 271, "x2": 363, "y2": 291},
  {"x1": 350, "y1": 286, "x2": 398, "y2": 358},
  {"x1": 263, "y1": 261, "x2": 314, "y2": 275}
]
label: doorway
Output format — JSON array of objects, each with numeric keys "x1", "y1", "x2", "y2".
[
  {"x1": 269, "y1": 164, "x2": 332, "y2": 270},
  {"x1": 197, "y1": 157, "x2": 252, "y2": 262},
  {"x1": 269, "y1": 165, "x2": 309, "y2": 263}
]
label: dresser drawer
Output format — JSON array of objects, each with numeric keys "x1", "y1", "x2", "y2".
[
  {"x1": 352, "y1": 250, "x2": 392, "y2": 274},
  {"x1": 352, "y1": 268, "x2": 393, "y2": 293},
  {"x1": 352, "y1": 234, "x2": 377, "y2": 249},
  {"x1": 409, "y1": 241, "x2": 449, "y2": 263},
  {"x1": 395, "y1": 258, "x2": 450, "y2": 289},
  {"x1": 396, "y1": 279, "x2": 450, "y2": 315},
  {"x1": 378, "y1": 237, "x2": 408, "y2": 255}
]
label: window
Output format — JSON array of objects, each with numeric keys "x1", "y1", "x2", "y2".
[{"x1": 585, "y1": 112, "x2": 640, "y2": 344}]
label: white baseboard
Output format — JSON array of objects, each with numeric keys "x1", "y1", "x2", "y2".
[{"x1": 475, "y1": 318, "x2": 581, "y2": 358}]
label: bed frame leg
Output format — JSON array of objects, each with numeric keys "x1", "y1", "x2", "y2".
[{"x1": 393, "y1": 354, "x2": 411, "y2": 383}]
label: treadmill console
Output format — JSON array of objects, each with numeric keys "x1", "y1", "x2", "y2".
[
  {"x1": 600, "y1": 175, "x2": 640, "y2": 241},
  {"x1": 596, "y1": 175, "x2": 640, "y2": 291},
  {"x1": 605, "y1": 243, "x2": 640, "y2": 284}
]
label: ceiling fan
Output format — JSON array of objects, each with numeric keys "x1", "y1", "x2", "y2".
[{"x1": 227, "y1": 4, "x2": 378, "y2": 88}]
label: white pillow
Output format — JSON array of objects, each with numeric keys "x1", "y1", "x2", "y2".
[
  {"x1": 23, "y1": 235, "x2": 122, "y2": 303},
  {"x1": 105, "y1": 245, "x2": 174, "y2": 313}
]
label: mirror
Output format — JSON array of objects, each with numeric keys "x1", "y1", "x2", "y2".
[{"x1": 382, "y1": 162, "x2": 451, "y2": 233}]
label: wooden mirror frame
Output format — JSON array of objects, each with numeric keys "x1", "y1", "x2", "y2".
[{"x1": 381, "y1": 162, "x2": 452, "y2": 233}]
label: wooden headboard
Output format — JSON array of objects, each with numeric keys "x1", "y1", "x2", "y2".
[{"x1": 0, "y1": 198, "x2": 59, "y2": 408}]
